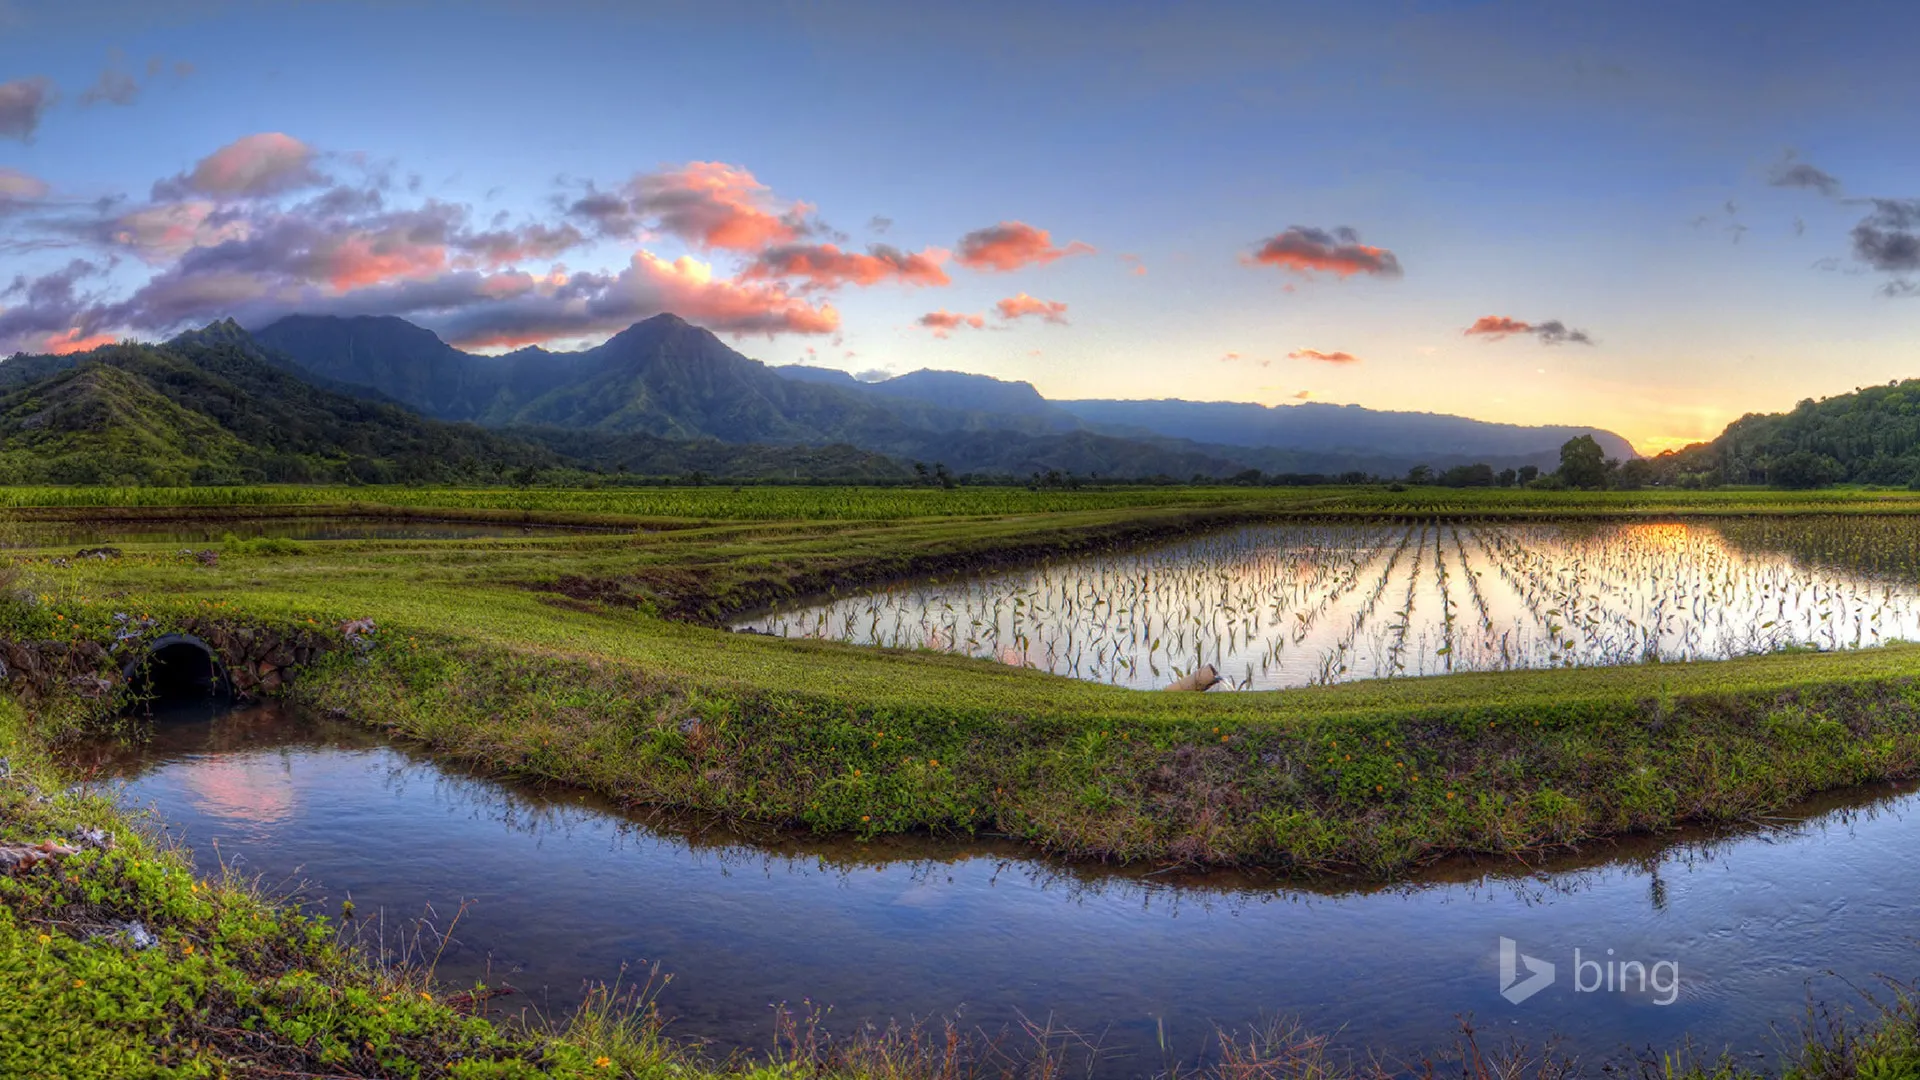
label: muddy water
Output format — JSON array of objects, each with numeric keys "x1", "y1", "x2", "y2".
[
  {"x1": 738, "y1": 518, "x2": 1920, "y2": 690},
  {"x1": 76, "y1": 703, "x2": 1920, "y2": 1076}
]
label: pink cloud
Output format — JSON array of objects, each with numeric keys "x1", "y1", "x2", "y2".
[
  {"x1": 955, "y1": 221, "x2": 1095, "y2": 272},
  {"x1": 164, "y1": 133, "x2": 324, "y2": 199},
  {"x1": 1463, "y1": 315, "x2": 1532, "y2": 338},
  {"x1": 743, "y1": 243, "x2": 951, "y2": 289},
  {"x1": 107, "y1": 201, "x2": 251, "y2": 261},
  {"x1": 0, "y1": 167, "x2": 49, "y2": 202},
  {"x1": 1119, "y1": 252, "x2": 1147, "y2": 276},
  {"x1": 1288, "y1": 348, "x2": 1361, "y2": 364},
  {"x1": 1248, "y1": 226, "x2": 1401, "y2": 279},
  {"x1": 918, "y1": 309, "x2": 985, "y2": 338},
  {"x1": 1463, "y1": 315, "x2": 1593, "y2": 345},
  {"x1": 43, "y1": 329, "x2": 118, "y2": 355},
  {"x1": 623, "y1": 161, "x2": 811, "y2": 251},
  {"x1": 441, "y1": 250, "x2": 839, "y2": 349},
  {"x1": 994, "y1": 293, "x2": 1068, "y2": 323}
]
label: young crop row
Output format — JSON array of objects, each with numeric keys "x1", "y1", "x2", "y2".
[{"x1": 743, "y1": 517, "x2": 1920, "y2": 690}]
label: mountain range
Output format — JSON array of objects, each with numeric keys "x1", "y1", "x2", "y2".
[
  {"x1": 250, "y1": 313, "x2": 1636, "y2": 476},
  {"x1": 0, "y1": 311, "x2": 1643, "y2": 485}
]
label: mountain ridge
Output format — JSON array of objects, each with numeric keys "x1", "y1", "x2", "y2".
[{"x1": 255, "y1": 313, "x2": 1636, "y2": 474}]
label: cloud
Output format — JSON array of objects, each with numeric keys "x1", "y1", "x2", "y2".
[
  {"x1": 0, "y1": 167, "x2": 49, "y2": 207},
  {"x1": 0, "y1": 259, "x2": 114, "y2": 352},
  {"x1": 1288, "y1": 348, "x2": 1361, "y2": 364},
  {"x1": 1248, "y1": 226, "x2": 1402, "y2": 279},
  {"x1": 568, "y1": 162, "x2": 814, "y2": 251},
  {"x1": 917, "y1": 309, "x2": 985, "y2": 338},
  {"x1": 955, "y1": 221, "x2": 1094, "y2": 271},
  {"x1": 0, "y1": 138, "x2": 860, "y2": 353},
  {"x1": 1220, "y1": 351, "x2": 1241, "y2": 362},
  {"x1": 79, "y1": 64, "x2": 139, "y2": 106},
  {"x1": 1768, "y1": 150, "x2": 1842, "y2": 197},
  {"x1": 1463, "y1": 314, "x2": 1593, "y2": 345},
  {"x1": 97, "y1": 201, "x2": 251, "y2": 261},
  {"x1": 742, "y1": 242, "x2": 950, "y2": 289},
  {"x1": 854, "y1": 367, "x2": 893, "y2": 382},
  {"x1": 154, "y1": 133, "x2": 326, "y2": 200},
  {"x1": 42, "y1": 329, "x2": 119, "y2": 355},
  {"x1": 0, "y1": 76, "x2": 54, "y2": 140},
  {"x1": 433, "y1": 251, "x2": 838, "y2": 348},
  {"x1": 1851, "y1": 198, "x2": 1920, "y2": 274},
  {"x1": 994, "y1": 292, "x2": 1068, "y2": 323},
  {"x1": 868, "y1": 215, "x2": 893, "y2": 234},
  {"x1": 1291, "y1": 390, "x2": 1311, "y2": 400},
  {"x1": 1118, "y1": 252, "x2": 1147, "y2": 276}
]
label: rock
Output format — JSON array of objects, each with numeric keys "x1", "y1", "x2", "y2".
[
  {"x1": 69, "y1": 827, "x2": 113, "y2": 851},
  {"x1": 67, "y1": 674, "x2": 115, "y2": 699},
  {"x1": 1164, "y1": 664, "x2": 1222, "y2": 692},
  {"x1": 101, "y1": 920, "x2": 157, "y2": 950},
  {"x1": 75, "y1": 547, "x2": 123, "y2": 560}
]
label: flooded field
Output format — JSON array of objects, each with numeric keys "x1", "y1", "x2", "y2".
[
  {"x1": 75, "y1": 703, "x2": 1920, "y2": 1077},
  {"x1": 739, "y1": 517, "x2": 1920, "y2": 689}
]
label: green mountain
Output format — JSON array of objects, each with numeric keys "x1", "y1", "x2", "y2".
[
  {"x1": 0, "y1": 323, "x2": 910, "y2": 485},
  {"x1": 1650, "y1": 380, "x2": 1920, "y2": 488}
]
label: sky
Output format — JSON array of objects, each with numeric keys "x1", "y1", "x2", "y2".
[{"x1": 3, "y1": 0, "x2": 1919, "y2": 454}]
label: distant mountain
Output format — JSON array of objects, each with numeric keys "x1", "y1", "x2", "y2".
[
  {"x1": 780, "y1": 365, "x2": 1059, "y2": 418},
  {"x1": 1052, "y1": 399, "x2": 1637, "y2": 464},
  {"x1": 252, "y1": 312, "x2": 1637, "y2": 478},
  {"x1": 252, "y1": 314, "x2": 588, "y2": 422},
  {"x1": 773, "y1": 364, "x2": 1636, "y2": 470}
]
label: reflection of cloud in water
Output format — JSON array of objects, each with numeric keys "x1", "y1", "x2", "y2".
[{"x1": 184, "y1": 757, "x2": 296, "y2": 825}]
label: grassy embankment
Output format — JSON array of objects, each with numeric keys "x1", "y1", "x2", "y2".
[{"x1": 8, "y1": 485, "x2": 1920, "y2": 1077}]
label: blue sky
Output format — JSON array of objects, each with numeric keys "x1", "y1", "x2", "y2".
[{"x1": 3, "y1": 0, "x2": 1919, "y2": 452}]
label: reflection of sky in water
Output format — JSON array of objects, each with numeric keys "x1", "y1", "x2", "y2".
[
  {"x1": 741, "y1": 520, "x2": 1920, "y2": 690},
  {"x1": 88, "y1": 709, "x2": 1920, "y2": 1077},
  {"x1": 183, "y1": 757, "x2": 297, "y2": 827}
]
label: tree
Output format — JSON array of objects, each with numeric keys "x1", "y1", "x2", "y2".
[
  {"x1": 1517, "y1": 464, "x2": 1540, "y2": 485},
  {"x1": 1768, "y1": 451, "x2": 1846, "y2": 489},
  {"x1": 1438, "y1": 462, "x2": 1495, "y2": 487},
  {"x1": 1496, "y1": 468, "x2": 1517, "y2": 488},
  {"x1": 1406, "y1": 464, "x2": 1434, "y2": 485},
  {"x1": 1614, "y1": 458, "x2": 1655, "y2": 490},
  {"x1": 1557, "y1": 435, "x2": 1609, "y2": 489}
]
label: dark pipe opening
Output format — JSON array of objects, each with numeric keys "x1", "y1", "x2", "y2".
[{"x1": 125, "y1": 634, "x2": 231, "y2": 710}]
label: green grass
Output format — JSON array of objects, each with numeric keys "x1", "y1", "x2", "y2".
[{"x1": 10, "y1": 481, "x2": 1920, "y2": 521}]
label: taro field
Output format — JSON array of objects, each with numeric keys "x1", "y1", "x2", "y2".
[{"x1": 737, "y1": 517, "x2": 1920, "y2": 690}]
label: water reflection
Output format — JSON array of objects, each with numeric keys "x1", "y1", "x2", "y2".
[
  {"x1": 73, "y1": 705, "x2": 1920, "y2": 1077},
  {"x1": 739, "y1": 518, "x2": 1920, "y2": 690}
]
